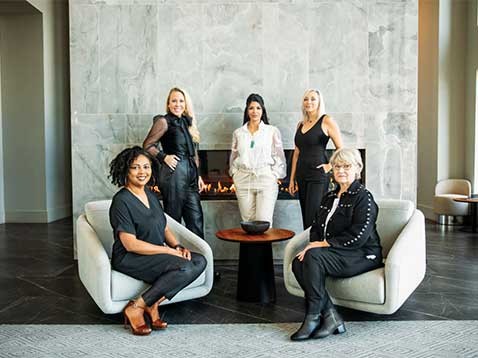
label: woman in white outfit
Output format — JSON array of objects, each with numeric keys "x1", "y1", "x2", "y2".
[{"x1": 229, "y1": 93, "x2": 286, "y2": 225}]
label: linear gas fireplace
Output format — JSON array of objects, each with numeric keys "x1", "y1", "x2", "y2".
[{"x1": 197, "y1": 149, "x2": 366, "y2": 201}]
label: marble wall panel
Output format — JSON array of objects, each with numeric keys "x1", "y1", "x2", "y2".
[
  {"x1": 126, "y1": 114, "x2": 156, "y2": 145},
  {"x1": 156, "y1": 3, "x2": 205, "y2": 113},
  {"x1": 72, "y1": 114, "x2": 126, "y2": 145},
  {"x1": 197, "y1": 113, "x2": 243, "y2": 150},
  {"x1": 367, "y1": 0, "x2": 418, "y2": 112},
  {"x1": 308, "y1": 0, "x2": 368, "y2": 113},
  {"x1": 72, "y1": 144, "x2": 123, "y2": 215},
  {"x1": 70, "y1": 4, "x2": 99, "y2": 113},
  {"x1": 99, "y1": 4, "x2": 159, "y2": 113},
  {"x1": 270, "y1": 112, "x2": 302, "y2": 149},
  {"x1": 262, "y1": 4, "x2": 309, "y2": 112},
  {"x1": 202, "y1": 3, "x2": 264, "y2": 113}
]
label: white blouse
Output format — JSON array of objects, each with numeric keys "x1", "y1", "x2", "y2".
[{"x1": 229, "y1": 121, "x2": 286, "y2": 179}]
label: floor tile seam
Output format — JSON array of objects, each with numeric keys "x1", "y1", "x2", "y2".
[
  {"x1": 16, "y1": 277, "x2": 72, "y2": 299},
  {"x1": 197, "y1": 301, "x2": 274, "y2": 323},
  {"x1": 17, "y1": 264, "x2": 75, "y2": 279}
]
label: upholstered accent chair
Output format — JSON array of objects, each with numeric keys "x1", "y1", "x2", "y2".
[
  {"x1": 283, "y1": 199, "x2": 426, "y2": 315},
  {"x1": 77, "y1": 200, "x2": 214, "y2": 314},
  {"x1": 433, "y1": 179, "x2": 471, "y2": 225}
]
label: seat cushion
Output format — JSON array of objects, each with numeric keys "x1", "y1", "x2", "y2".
[
  {"x1": 433, "y1": 195, "x2": 469, "y2": 216},
  {"x1": 326, "y1": 267, "x2": 385, "y2": 305},
  {"x1": 111, "y1": 270, "x2": 207, "y2": 301}
]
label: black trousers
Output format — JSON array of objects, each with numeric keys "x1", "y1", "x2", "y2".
[
  {"x1": 114, "y1": 252, "x2": 207, "y2": 306},
  {"x1": 292, "y1": 248, "x2": 382, "y2": 314},
  {"x1": 159, "y1": 158, "x2": 204, "y2": 238},
  {"x1": 297, "y1": 179, "x2": 329, "y2": 229}
]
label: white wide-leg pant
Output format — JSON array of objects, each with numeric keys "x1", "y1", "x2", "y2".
[{"x1": 233, "y1": 167, "x2": 278, "y2": 225}]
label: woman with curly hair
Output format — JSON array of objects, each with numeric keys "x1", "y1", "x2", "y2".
[{"x1": 109, "y1": 146, "x2": 206, "y2": 336}]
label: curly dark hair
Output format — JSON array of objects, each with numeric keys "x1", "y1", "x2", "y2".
[
  {"x1": 243, "y1": 93, "x2": 269, "y2": 125},
  {"x1": 109, "y1": 146, "x2": 159, "y2": 187}
]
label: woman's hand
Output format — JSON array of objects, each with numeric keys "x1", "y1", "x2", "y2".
[
  {"x1": 288, "y1": 180, "x2": 298, "y2": 195},
  {"x1": 175, "y1": 246, "x2": 191, "y2": 261},
  {"x1": 296, "y1": 241, "x2": 330, "y2": 261},
  {"x1": 164, "y1": 154, "x2": 180, "y2": 170},
  {"x1": 169, "y1": 247, "x2": 185, "y2": 259},
  {"x1": 198, "y1": 176, "x2": 206, "y2": 193},
  {"x1": 317, "y1": 163, "x2": 332, "y2": 173}
]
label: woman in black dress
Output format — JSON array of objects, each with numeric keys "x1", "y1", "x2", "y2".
[
  {"x1": 109, "y1": 146, "x2": 206, "y2": 336},
  {"x1": 143, "y1": 87, "x2": 206, "y2": 238},
  {"x1": 288, "y1": 89, "x2": 343, "y2": 229}
]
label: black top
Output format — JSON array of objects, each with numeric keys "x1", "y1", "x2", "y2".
[
  {"x1": 143, "y1": 113, "x2": 196, "y2": 163},
  {"x1": 109, "y1": 187, "x2": 167, "y2": 265},
  {"x1": 294, "y1": 114, "x2": 330, "y2": 181},
  {"x1": 310, "y1": 180, "x2": 383, "y2": 257}
]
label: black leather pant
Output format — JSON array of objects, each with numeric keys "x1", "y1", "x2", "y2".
[
  {"x1": 158, "y1": 156, "x2": 204, "y2": 239},
  {"x1": 113, "y1": 252, "x2": 206, "y2": 306},
  {"x1": 292, "y1": 247, "x2": 382, "y2": 314}
]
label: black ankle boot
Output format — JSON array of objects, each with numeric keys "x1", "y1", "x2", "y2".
[
  {"x1": 311, "y1": 308, "x2": 346, "y2": 339},
  {"x1": 290, "y1": 314, "x2": 321, "y2": 341}
]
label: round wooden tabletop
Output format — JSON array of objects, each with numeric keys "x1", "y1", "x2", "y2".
[
  {"x1": 216, "y1": 228, "x2": 295, "y2": 244},
  {"x1": 453, "y1": 197, "x2": 478, "y2": 203}
]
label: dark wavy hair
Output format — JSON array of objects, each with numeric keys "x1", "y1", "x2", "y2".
[
  {"x1": 243, "y1": 93, "x2": 269, "y2": 125},
  {"x1": 109, "y1": 146, "x2": 159, "y2": 187}
]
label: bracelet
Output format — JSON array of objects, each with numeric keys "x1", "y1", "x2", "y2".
[{"x1": 174, "y1": 244, "x2": 185, "y2": 250}]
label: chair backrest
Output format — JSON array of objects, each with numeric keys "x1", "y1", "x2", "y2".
[
  {"x1": 84, "y1": 200, "x2": 113, "y2": 258},
  {"x1": 376, "y1": 199, "x2": 414, "y2": 257},
  {"x1": 435, "y1": 179, "x2": 471, "y2": 196}
]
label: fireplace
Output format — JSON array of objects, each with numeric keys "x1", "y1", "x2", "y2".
[{"x1": 197, "y1": 149, "x2": 366, "y2": 200}]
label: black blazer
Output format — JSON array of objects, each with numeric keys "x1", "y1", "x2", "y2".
[{"x1": 310, "y1": 180, "x2": 383, "y2": 257}]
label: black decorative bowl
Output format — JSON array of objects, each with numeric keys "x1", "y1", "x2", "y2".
[{"x1": 240, "y1": 221, "x2": 270, "y2": 235}]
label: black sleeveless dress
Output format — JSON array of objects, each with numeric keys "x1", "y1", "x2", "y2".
[{"x1": 294, "y1": 114, "x2": 331, "y2": 229}]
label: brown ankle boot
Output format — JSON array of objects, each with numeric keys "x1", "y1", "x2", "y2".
[
  {"x1": 123, "y1": 300, "x2": 152, "y2": 336},
  {"x1": 144, "y1": 302, "x2": 168, "y2": 330}
]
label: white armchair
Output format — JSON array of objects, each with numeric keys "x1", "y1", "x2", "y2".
[
  {"x1": 433, "y1": 179, "x2": 471, "y2": 224},
  {"x1": 283, "y1": 199, "x2": 426, "y2": 315},
  {"x1": 77, "y1": 200, "x2": 214, "y2": 314}
]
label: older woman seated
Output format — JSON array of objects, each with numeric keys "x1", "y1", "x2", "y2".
[{"x1": 290, "y1": 147, "x2": 383, "y2": 341}]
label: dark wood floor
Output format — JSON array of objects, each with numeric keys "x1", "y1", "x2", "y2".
[{"x1": 0, "y1": 219, "x2": 476, "y2": 324}]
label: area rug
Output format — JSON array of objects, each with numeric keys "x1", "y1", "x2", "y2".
[{"x1": 0, "y1": 321, "x2": 477, "y2": 357}]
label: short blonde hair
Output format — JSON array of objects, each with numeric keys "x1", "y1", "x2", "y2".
[
  {"x1": 330, "y1": 148, "x2": 363, "y2": 179},
  {"x1": 166, "y1": 87, "x2": 200, "y2": 143}
]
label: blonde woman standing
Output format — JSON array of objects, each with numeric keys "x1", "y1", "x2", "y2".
[
  {"x1": 288, "y1": 89, "x2": 343, "y2": 229},
  {"x1": 143, "y1": 87, "x2": 206, "y2": 239}
]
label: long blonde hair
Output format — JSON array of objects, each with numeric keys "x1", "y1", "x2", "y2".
[
  {"x1": 301, "y1": 89, "x2": 326, "y2": 122},
  {"x1": 166, "y1": 87, "x2": 200, "y2": 143}
]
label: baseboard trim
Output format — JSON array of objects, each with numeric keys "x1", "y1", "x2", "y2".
[
  {"x1": 5, "y1": 210, "x2": 49, "y2": 223},
  {"x1": 5, "y1": 204, "x2": 72, "y2": 223}
]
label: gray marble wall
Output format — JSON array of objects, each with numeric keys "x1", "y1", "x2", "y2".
[{"x1": 70, "y1": 0, "x2": 418, "y2": 258}]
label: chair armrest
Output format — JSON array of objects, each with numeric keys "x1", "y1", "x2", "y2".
[
  {"x1": 283, "y1": 228, "x2": 310, "y2": 295},
  {"x1": 165, "y1": 214, "x2": 214, "y2": 292},
  {"x1": 384, "y1": 210, "x2": 426, "y2": 312},
  {"x1": 76, "y1": 215, "x2": 114, "y2": 313}
]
